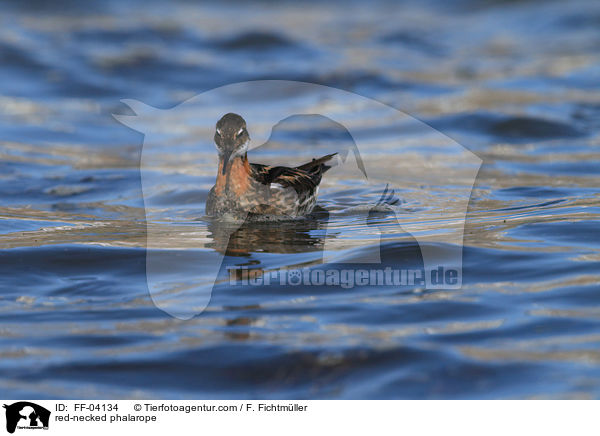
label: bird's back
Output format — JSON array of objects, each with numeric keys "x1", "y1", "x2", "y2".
[{"x1": 251, "y1": 152, "x2": 337, "y2": 192}]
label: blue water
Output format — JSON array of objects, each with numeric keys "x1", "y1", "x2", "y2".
[{"x1": 0, "y1": 0, "x2": 599, "y2": 399}]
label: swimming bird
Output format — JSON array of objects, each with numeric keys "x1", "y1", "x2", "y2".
[{"x1": 206, "y1": 113, "x2": 336, "y2": 220}]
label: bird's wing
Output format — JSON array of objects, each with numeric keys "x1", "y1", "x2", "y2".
[{"x1": 251, "y1": 164, "x2": 318, "y2": 193}]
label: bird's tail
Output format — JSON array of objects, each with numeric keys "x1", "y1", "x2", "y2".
[{"x1": 296, "y1": 153, "x2": 338, "y2": 174}]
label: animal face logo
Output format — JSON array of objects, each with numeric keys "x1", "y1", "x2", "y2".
[
  {"x1": 3, "y1": 402, "x2": 50, "y2": 434},
  {"x1": 115, "y1": 80, "x2": 481, "y2": 320}
]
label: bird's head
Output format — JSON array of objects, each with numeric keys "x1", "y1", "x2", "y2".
[{"x1": 214, "y1": 113, "x2": 250, "y2": 175}]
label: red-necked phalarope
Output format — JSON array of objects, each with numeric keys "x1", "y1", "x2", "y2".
[{"x1": 206, "y1": 113, "x2": 336, "y2": 219}]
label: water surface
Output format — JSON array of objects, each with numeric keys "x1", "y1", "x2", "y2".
[{"x1": 0, "y1": 0, "x2": 599, "y2": 399}]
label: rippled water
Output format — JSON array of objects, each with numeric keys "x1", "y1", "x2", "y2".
[{"x1": 0, "y1": 0, "x2": 599, "y2": 399}]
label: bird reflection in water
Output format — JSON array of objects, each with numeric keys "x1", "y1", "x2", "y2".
[{"x1": 206, "y1": 207, "x2": 331, "y2": 257}]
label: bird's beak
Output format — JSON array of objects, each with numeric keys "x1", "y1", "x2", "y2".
[{"x1": 221, "y1": 149, "x2": 233, "y2": 175}]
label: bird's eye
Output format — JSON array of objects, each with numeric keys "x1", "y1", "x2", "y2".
[{"x1": 236, "y1": 128, "x2": 245, "y2": 138}]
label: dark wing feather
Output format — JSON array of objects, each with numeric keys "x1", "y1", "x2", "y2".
[
  {"x1": 295, "y1": 153, "x2": 337, "y2": 173},
  {"x1": 250, "y1": 164, "x2": 318, "y2": 193},
  {"x1": 250, "y1": 153, "x2": 337, "y2": 192}
]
